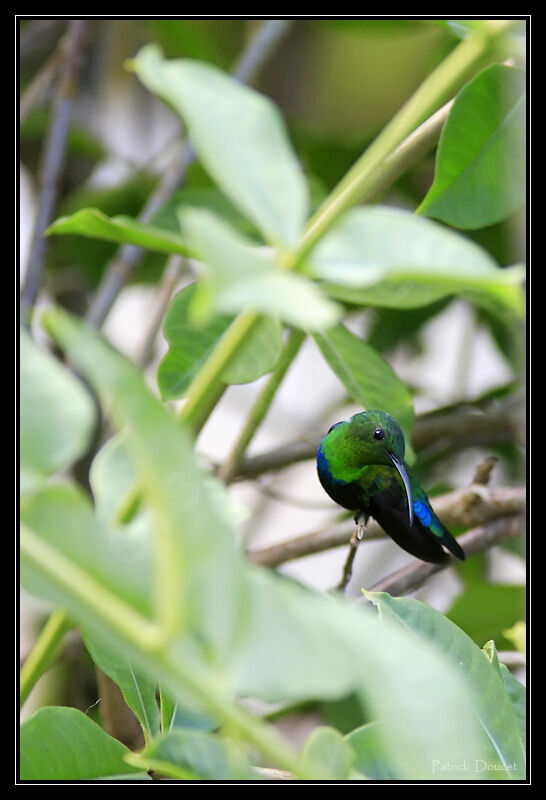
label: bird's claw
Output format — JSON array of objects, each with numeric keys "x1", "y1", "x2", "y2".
[{"x1": 352, "y1": 512, "x2": 369, "y2": 545}]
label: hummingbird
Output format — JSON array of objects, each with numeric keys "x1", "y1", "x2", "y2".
[{"x1": 316, "y1": 410, "x2": 465, "y2": 564}]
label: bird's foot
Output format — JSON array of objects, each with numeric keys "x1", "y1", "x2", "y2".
[{"x1": 352, "y1": 511, "x2": 369, "y2": 545}]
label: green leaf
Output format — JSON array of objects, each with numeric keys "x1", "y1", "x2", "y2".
[
  {"x1": 20, "y1": 706, "x2": 141, "y2": 780},
  {"x1": 157, "y1": 284, "x2": 283, "y2": 401},
  {"x1": 313, "y1": 323, "x2": 414, "y2": 445},
  {"x1": 482, "y1": 640, "x2": 526, "y2": 757},
  {"x1": 363, "y1": 591, "x2": 526, "y2": 779},
  {"x1": 311, "y1": 206, "x2": 524, "y2": 317},
  {"x1": 47, "y1": 207, "x2": 190, "y2": 256},
  {"x1": 446, "y1": 583, "x2": 526, "y2": 650},
  {"x1": 179, "y1": 207, "x2": 341, "y2": 330},
  {"x1": 132, "y1": 729, "x2": 255, "y2": 780},
  {"x1": 345, "y1": 722, "x2": 399, "y2": 780},
  {"x1": 83, "y1": 630, "x2": 160, "y2": 742},
  {"x1": 131, "y1": 45, "x2": 309, "y2": 247},
  {"x1": 299, "y1": 727, "x2": 357, "y2": 780},
  {"x1": 418, "y1": 66, "x2": 526, "y2": 228},
  {"x1": 499, "y1": 665, "x2": 526, "y2": 756},
  {"x1": 20, "y1": 328, "x2": 95, "y2": 480}
]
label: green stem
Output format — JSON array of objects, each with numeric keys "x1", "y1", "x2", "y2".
[
  {"x1": 178, "y1": 310, "x2": 259, "y2": 431},
  {"x1": 20, "y1": 607, "x2": 73, "y2": 706},
  {"x1": 217, "y1": 329, "x2": 305, "y2": 485}
]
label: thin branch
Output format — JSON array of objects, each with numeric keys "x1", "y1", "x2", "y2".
[
  {"x1": 217, "y1": 328, "x2": 305, "y2": 484},
  {"x1": 247, "y1": 485, "x2": 526, "y2": 568},
  {"x1": 21, "y1": 20, "x2": 90, "y2": 323},
  {"x1": 85, "y1": 19, "x2": 293, "y2": 330},
  {"x1": 365, "y1": 513, "x2": 525, "y2": 597}
]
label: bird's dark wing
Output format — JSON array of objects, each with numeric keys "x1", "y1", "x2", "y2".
[{"x1": 367, "y1": 481, "x2": 464, "y2": 564}]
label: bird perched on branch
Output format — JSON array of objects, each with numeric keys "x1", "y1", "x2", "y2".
[{"x1": 316, "y1": 410, "x2": 465, "y2": 564}]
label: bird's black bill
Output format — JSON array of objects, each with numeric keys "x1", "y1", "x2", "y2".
[{"x1": 389, "y1": 453, "x2": 414, "y2": 526}]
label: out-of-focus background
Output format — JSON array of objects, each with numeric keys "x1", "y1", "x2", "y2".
[{"x1": 20, "y1": 19, "x2": 526, "y2": 736}]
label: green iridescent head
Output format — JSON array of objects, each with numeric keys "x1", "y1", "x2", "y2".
[{"x1": 324, "y1": 410, "x2": 405, "y2": 465}]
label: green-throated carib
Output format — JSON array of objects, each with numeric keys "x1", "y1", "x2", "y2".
[{"x1": 316, "y1": 410, "x2": 465, "y2": 564}]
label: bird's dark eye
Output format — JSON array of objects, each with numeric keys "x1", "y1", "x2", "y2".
[{"x1": 374, "y1": 427, "x2": 384, "y2": 441}]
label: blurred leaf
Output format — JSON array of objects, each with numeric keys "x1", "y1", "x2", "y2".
[
  {"x1": 313, "y1": 323, "x2": 414, "y2": 444},
  {"x1": 132, "y1": 729, "x2": 255, "y2": 780},
  {"x1": 20, "y1": 707, "x2": 141, "y2": 780},
  {"x1": 179, "y1": 207, "x2": 340, "y2": 330},
  {"x1": 47, "y1": 208, "x2": 190, "y2": 257},
  {"x1": 312, "y1": 206, "x2": 525, "y2": 317},
  {"x1": 158, "y1": 284, "x2": 283, "y2": 401},
  {"x1": 132, "y1": 45, "x2": 309, "y2": 247},
  {"x1": 46, "y1": 173, "x2": 164, "y2": 287},
  {"x1": 364, "y1": 591, "x2": 526, "y2": 779},
  {"x1": 446, "y1": 583, "x2": 526, "y2": 650},
  {"x1": 503, "y1": 621, "x2": 526, "y2": 653},
  {"x1": 83, "y1": 630, "x2": 160, "y2": 741},
  {"x1": 345, "y1": 722, "x2": 399, "y2": 780},
  {"x1": 20, "y1": 328, "x2": 96, "y2": 481},
  {"x1": 418, "y1": 65, "x2": 526, "y2": 228},
  {"x1": 299, "y1": 726, "x2": 357, "y2": 780}
]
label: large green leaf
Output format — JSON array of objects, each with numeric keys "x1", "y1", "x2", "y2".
[
  {"x1": 418, "y1": 65, "x2": 526, "y2": 228},
  {"x1": 47, "y1": 208, "x2": 190, "y2": 256},
  {"x1": 158, "y1": 284, "x2": 283, "y2": 401},
  {"x1": 20, "y1": 707, "x2": 142, "y2": 780},
  {"x1": 311, "y1": 206, "x2": 524, "y2": 317},
  {"x1": 131, "y1": 45, "x2": 309, "y2": 248},
  {"x1": 313, "y1": 323, "x2": 414, "y2": 445},
  {"x1": 20, "y1": 328, "x2": 95, "y2": 482},
  {"x1": 363, "y1": 591, "x2": 526, "y2": 780},
  {"x1": 83, "y1": 630, "x2": 160, "y2": 742},
  {"x1": 179, "y1": 207, "x2": 340, "y2": 330}
]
